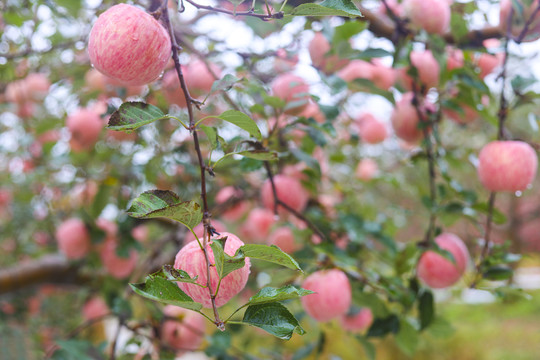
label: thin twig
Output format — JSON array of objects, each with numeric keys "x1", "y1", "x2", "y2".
[
  {"x1": 184, "y1": 0, "x2": 284, "y2": 20},
  {"x1": 410, "y1": 88, "x2": 437, "y2": 246},
  {"x1": 263, "y1": 162, "x2": 327, "y2": 241}
]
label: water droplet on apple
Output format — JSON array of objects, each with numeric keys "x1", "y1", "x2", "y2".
[{"x1": 515, "y1": 190, "x2": 522, "y2": 197}]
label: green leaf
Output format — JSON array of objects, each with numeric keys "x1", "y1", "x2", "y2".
[
  {"x1": 210, "y1": 238, "x2": 246, "y2": 279},
  {"x1": 129, "y1": 276, "x2": 202, "y2": 311},
  {"x1": 352, "y1": 48, "x2": 393, "y2": 60},
  {"x1": 211, "y1": 74, "x2": 241, "y2": 93},
  {"x1": 215, "y1": 110, "x2": 262, "y2": 140},
  {"x1": 162, "y1": 265, "x2": 200, "y2": 285},
  {"x1": 333, "y1": 22, "x2": 366, "y2": 43},
  {"x1": 367, "y1": 314, "x2": 400, "y2": 337},
  {"x1": 241, "y1": 244, "x2": 302, "y2": 271},
  {"x1": 247, "y1": 285, "x2": 314, "y2": 305},
  {"x1": 289, "y1": 0, "x2": 363, "y2": 18},
  {"x1": 483, "y1": 266, "x2": 513, "y2": 281},
  {"x1": 418, "y1": 290, "x2": 434, "y2": 330},
  {"x1": 107, "y1": 102, "x2": 174, "y2": 132},
  {"x1": 262, "y1": 94, "x2": 286, "y2": 108},
  {"x1": 126, "y1": 190, "x2": 203, "y2": 230},
  {"x1": 213, "y1": 150, "x2": 277, "y2": 169},
  {"x1": 52, "y1": 340, "x2": 94, "y2": 360},
  {"x1": 56, "y1": 0, "x2": 82, "y2": 16},
  {"x1": 242, "y1": 302, "x2": 305, "y2": 340},
  {"x1": 395, "y1": 319, "x2": 419, "y2": 357},
  {"x1": 200, "y1": 125, "x2": 218, "y2": 150},
  {"x1": 108, "y1": 102, "x2": 164, "y2": 130},
  {"x1": 472, "y1": 202, "x2": 507, "y2": 225}
]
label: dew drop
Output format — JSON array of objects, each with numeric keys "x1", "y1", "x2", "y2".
[{"x1": 515, "y1": 190, "x2": 522, "y2": 197}]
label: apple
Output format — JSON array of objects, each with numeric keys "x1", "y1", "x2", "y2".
[
  {"x1": 240, "y1": 208, "x2": 276, "y2": 242},
  {"x1": 88, "y1": 4, "x2": 171, "y2": 86},
  {"x1": 274, "y1": 49, "x2": 299, "y2": 73},
  {"x1": 215, "y1": 186, "x2": 249, "y2": 222},
  {"x1": 340, "y1": 308, "x2": 374, "y2": 332},
  {"x1": 475, "y1": 52, "x2": 503, "y2": 79},
  {"x1": 477, "y1": 141, "x2": 538, "y2": 192},
  {"x1": 356, "y1": 113, "x2": 388, "y2": 144},
  {"x1": 261, "y1": 175, "x2": 309, "y2": 214},
  {"x1": 66, "y1": 108, "x2": 103, "y2": 152},
  {"x1": 309, "y1": 32, "x2": 349, "y2": 74},
  {"x1": 403, "y1": 0, "x2": 451, "y2": 35},
  {"x1": 184, "y1": 220, "x2": 227, "y2": 244},
  {"x1": 301, "y1": 269, "x2": 352, "y2": 322},
  {"x1": 355, "y1": 159, "x2": 379, "y2": 181},
  {"x1": 446, "y1": 47, "x2": 464, "y2": 71},
  {"x1": 417, "y1": 233, "x2": 470, "y2": 288},
  {"x1": 162, "y1": 305, "x2": 206, "y2": 352},
  {"x1": 174, "y1": 232, "x2": 251, "y2": 308},
  {"x1": 82, "y1": 296, "x2": 109, "y2": 321},
  {"x1": 410, "y1": 50, "x2": 440, "y2": 89},
  {"x1": 391, "y1": 92, "x2": 431, "y2": 143},
  {"x1": 55, "y1": 218, "x2": 91, "y2": 260},
  {"x1": 271, "y1": 73, "x2": 310, "y2": 115},
  {"x1": 267, "y1": 227, "x2": 297, "y2": 253}
]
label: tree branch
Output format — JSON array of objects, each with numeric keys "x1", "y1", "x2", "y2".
[
  {"x1": 0, "y1": 254, "x2": 89, "y2": 295},
  {"x1": 160, "y1": 1, "x2": 224, "y2": 331}
]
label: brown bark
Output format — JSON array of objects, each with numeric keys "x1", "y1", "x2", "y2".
[{"x1": 0, "y1": 254, "x2": 88, "y2": 294}]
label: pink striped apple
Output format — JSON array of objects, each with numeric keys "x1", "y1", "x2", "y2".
[
  {"x1": 403, "y1": 0, "x2": 450, "y2": 35},
  {"x1": 301, "y1": 269, "x2": 352, "y2": 322},
  {"x1": 417, "y1": 233, "x2": 470, "y2": 288},
  {"x1": 56, "y1": 218, "x2": 91, "y2": 260},
  {"x1": 271, "y1": 74, "x2": 310, "y2": 115},
  {"x1": 340, "y1": 308, "x2": 374, "y2": 332},
  {"x1": 88, "y1": 4, "x2": 171, "y2": 86},
  {"x1": 410, "y1": 50, "x2": 440, "y2": 89},
  {"x1": 477, "y1": 141, "x2": 538, "y2": 192},
  {"x1": 174, "y1": 232, "x2": 251, "y2": 308}
]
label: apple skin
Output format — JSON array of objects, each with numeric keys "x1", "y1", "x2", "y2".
[
  {"x1": 403, "y1": 0, "x2": 450, "y2": 35},
  {"x1": 99, "y1": 238, "x2": 139, "y2": 279},
  {"x1": 417, "y1": 233, "x2": 470, "y2": 289},
  {"x1": 309, "y1": 32, "x2": 349, "y2": 74},
  {"x1": 477, "y1": 141, "x2": 538, "y2": 192},
  {"x1": 215, "y1": 186, "x2": 249, "y2": 222},
  {"x1": 261, "y1": 175, "x2": 309, "y2": 214},
  {"x1": 88, "y1": 4, "x2": 171, "y2": 86},
  {"x1": 55, "y1": 218, "x2": 91, "y2": 260},
  {"x1": 82, "y1": 296, "x2": 109, "y2": 321},
  {"x1": 66, "y1": 108, "x2": 104, "y2": 152},
  {"x1": 240, "y1": 208, "x2": 276, "y2": 242},
  {"x1": 162, "y1": 305, "x2": 206, "y2": 352},
  {"x1": 271, "y1": 74, "x2": 310, "y2": 115},
  {"x1": 391, "y1": 92, "x2": 431, "y2": 143},
  {"x1": 340, "y1": 308, "x2": 374, "y2": 332},
  {"x1": 410, "y1": 50, "x2": 440, "y2": 89},
  {"x1": 301, "y1": 269, "x2": 352, "y2": 322},
  {"x1": 174, "y1": 232, "x2": 251, "y2": 308},
  {"x1": 267, "y1": 227, "x2": 297, "y2": 254},
  {"x1": 356, "y1": 113, "x2": 388, "y2": 144},
  {"x1": 356, "y1": 159, "x2": 379, "y2": 181},
  {"x1": 475, "y1": 53, "x2": 503, "y2": 79}
]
